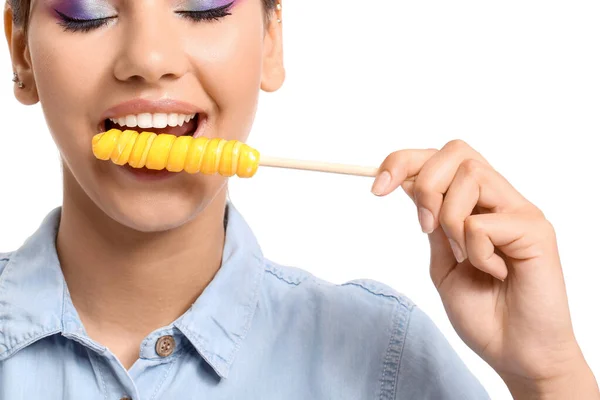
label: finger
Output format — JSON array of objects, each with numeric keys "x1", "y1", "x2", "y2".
[
  {"x1": 428, "y1": 226, "x2": 459, "y2": 290},
  {"x1": 439, "y1": 159, "x2": 534, "y2": 264},
  {"x1": 466, "y1": 221, "x2": 508, "y2": 282},
  {"x1": 400, "y1": 180, "x2": 416, "y2": 202},
  {"x1": 413, "y1": 140, "x2": 490, "y2": 233},
  {"x1": 371, "y1": 149, "x2": 438, "y2": 197},
  {"x1": 464, "y1": 212, "x2": 554, "y2": 282}
]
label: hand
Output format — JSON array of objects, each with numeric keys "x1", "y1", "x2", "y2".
[{"x1": 372, "y1": 139, "x2": 599, "y2": 399}]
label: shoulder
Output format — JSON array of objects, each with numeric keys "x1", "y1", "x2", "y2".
[
  {"x1": 262, "y1": 258, "x2": 415, "y2": 316},
  {"x1": 260, "y1": 258, "x2": 416, "y2": 345},
  {"x1": 259, "y1": 259, "x2": 489, "y2": 399},
  {"x1": 257, "y1": 259, "x2": 414, "y2": 393}
]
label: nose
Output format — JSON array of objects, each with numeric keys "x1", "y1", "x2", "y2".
[{"x1": 113, "y1": 15, "x2": 188, "y2": 84}]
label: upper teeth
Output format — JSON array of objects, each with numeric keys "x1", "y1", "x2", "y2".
[{"x1": 109, "y1": 113, "x2": 196, "y2": 129}]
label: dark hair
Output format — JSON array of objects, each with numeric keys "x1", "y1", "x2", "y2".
[{"x1": 9, "y1": 0, "x2": 278, "y2": 32}]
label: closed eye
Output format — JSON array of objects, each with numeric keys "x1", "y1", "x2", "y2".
[
  {"x1": 54, "y1": 9, "x2": 115, "y2": 33},
  {"x1": 176, "y1": 2, "x2": 234, "y2": 22}
]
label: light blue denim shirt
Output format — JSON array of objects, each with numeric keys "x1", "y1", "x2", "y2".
[{"x1": 0, "y1": 204, "x2": 489, "y2": 399}]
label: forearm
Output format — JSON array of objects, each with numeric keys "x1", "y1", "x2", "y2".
[{"x1": 503, "y1": 361, "x2": 600, "y2": 400}]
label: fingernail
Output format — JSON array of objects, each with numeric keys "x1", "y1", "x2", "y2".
[
  {"x1": 418, "y1": 207, "x2": 435, "y2": 234},
  {"x1": 448, "y1": 239, "x2": 466, "y2": 263},
  {"x1": 371, "y1": 171, "x2": 391, "y2": 195},
  {"x1": 493, "y1": 272, "x2": 506, "y2": 282}
]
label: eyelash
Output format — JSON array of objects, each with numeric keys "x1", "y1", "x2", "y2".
[
  {"x1": 55, "y1": 2, "x2": 234, "y2": 33},
  {"x1": 177, "y1": 2, "x2": 234, "y2": 22},
  {"x1": 55, "y1": 10, "x2": 114, "y2": 33}
]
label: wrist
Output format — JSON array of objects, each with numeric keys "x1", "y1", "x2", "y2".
[{"x1": 502, "y1": 357, "x2": 600, "y2": 400}]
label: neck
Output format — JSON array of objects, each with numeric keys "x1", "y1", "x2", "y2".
[{"x1": 56, "y1": 171, "x2": 226, "y2": 344}]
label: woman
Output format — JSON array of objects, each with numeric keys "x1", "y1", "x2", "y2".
[{"x1": 2, "y1": 0, "x2": 598, "y2": 398}]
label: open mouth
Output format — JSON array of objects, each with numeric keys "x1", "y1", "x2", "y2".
[{"x1": 103, "y1": 112, "x2": 206, "y2": 137}]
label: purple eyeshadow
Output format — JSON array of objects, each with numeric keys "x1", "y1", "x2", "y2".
[
  {"x1": 179, "y1": 0, "x2": 238, "y2": 11},
  {"x1": 52, "y1": 0, "x2": 114, "y2": 20},
  {"x1": 51, "y1": 0, "x2": 238, "y2": 21}
]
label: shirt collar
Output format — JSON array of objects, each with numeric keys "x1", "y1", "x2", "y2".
[
  {"x1": 0, "y1": 202, "x2": 265, "y2": 378},
  {"x1": 174, "y1": 203, "x2": 265, "y2": 378}
]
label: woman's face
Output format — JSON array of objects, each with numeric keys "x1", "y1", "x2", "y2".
[{"x1": 5, "y1": 0, "x2": 283, "y2": 231}]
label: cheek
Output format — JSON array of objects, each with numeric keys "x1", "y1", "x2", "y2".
[
  {"x1": 28, "y1": 18, "x2": 112, "y2": 154},
  {"x1": 185, "y1": 21, "x2": 265, "y2": 140},
  {"x1": 28, "y1": 33, "x2": 108, "y2": 115}
]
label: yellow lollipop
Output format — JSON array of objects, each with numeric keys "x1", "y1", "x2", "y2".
[
  {"x1": 92, "y1": 129, "x2": 260, "y2": 178},
  {"x1": 92, "y1": 129, "x2": 388, "y2": 179}
]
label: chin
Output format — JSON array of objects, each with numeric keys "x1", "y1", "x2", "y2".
[
  {"x1": 90, "y1": 177, "x2": 226, "y2": 233},
  {"x1": 111, "y1": 200, "x2": 199, "y2": 233}
]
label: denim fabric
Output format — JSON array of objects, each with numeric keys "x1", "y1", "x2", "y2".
[{"x1": 0, "y1": 204, "x2": 489, "y2": 399}]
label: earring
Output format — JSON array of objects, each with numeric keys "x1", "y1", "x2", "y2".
[
  {"x1": 12, "y1": 72, "x2": 24, "y2": 89},
  {"x1": 276, "y1": 2, "x2": 281, "y2": 23}
]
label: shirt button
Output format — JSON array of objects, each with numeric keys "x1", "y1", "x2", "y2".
[{"x1": 155, "y1": 335, "x2": 176, "y2": 357}]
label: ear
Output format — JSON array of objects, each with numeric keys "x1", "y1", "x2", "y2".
[
  {"x1": 4, "y1": 2, "x2": 39, "y2": 105},
  {"x1": 260, "y1": 5, "x2": 285, "y2": 92}
]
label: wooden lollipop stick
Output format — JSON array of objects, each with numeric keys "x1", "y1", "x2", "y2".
[{"x1": 259, "y1": 155, "x2": 416, "y2": 181}]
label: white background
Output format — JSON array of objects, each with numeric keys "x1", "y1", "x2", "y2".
[{"x1": 1, "y1": 1, "x2": 599, "y2": 398}]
